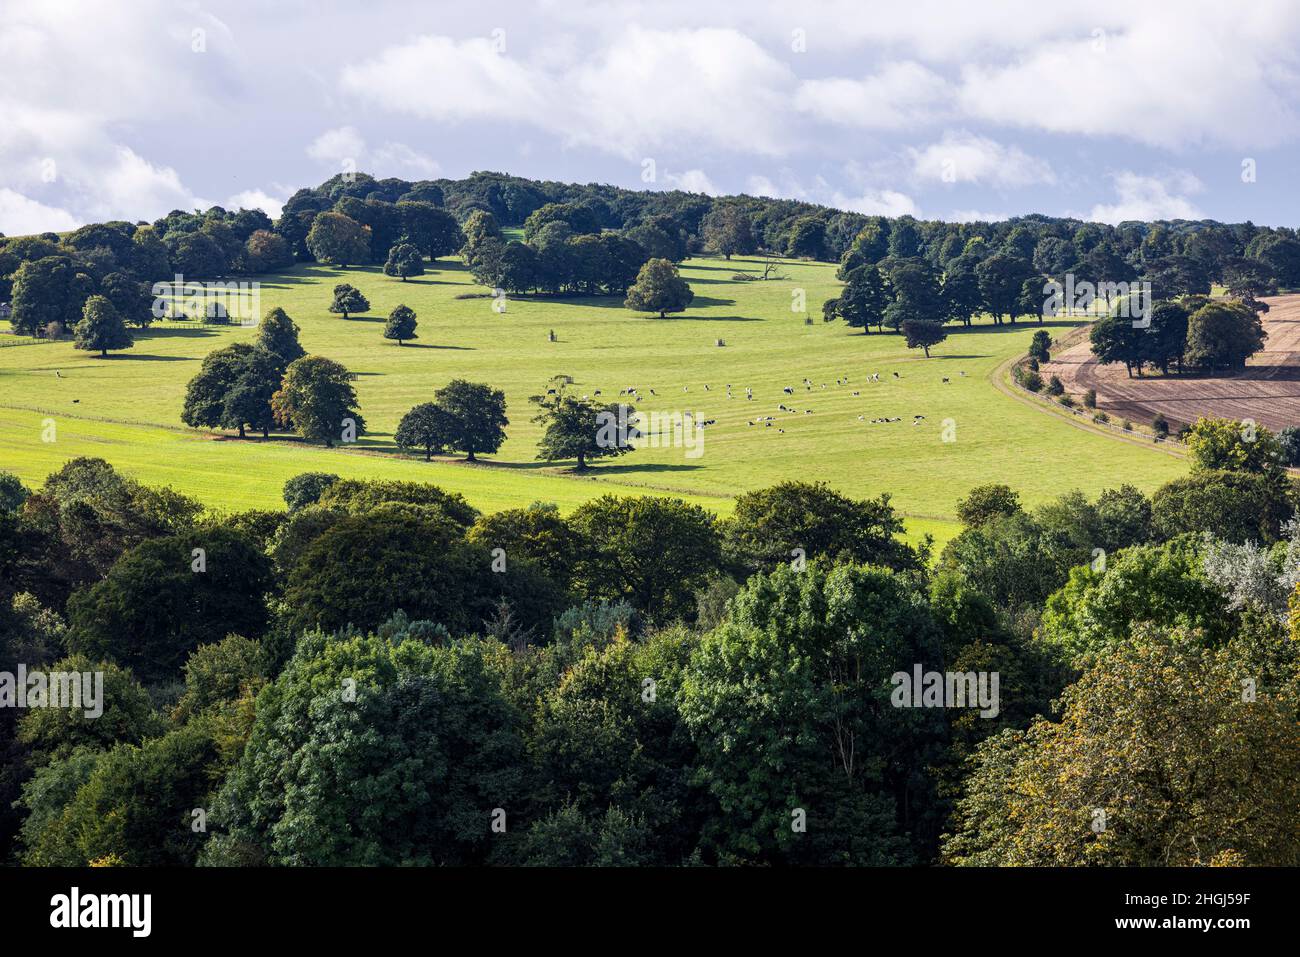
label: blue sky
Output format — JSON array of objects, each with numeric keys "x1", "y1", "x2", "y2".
[{"x1": 3, "y1": 0, "x2": 1299, "y2": 234}]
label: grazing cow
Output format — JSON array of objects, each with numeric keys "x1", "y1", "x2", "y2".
[{"x1": 783, "y1": 386, "x2": 794, "y2": 394}]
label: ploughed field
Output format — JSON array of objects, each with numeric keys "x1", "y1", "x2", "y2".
[
  {"x1": 1042, "y1": 293, "x2": 1300, "y2": 433},
  {"x1": 0, "y1": 254, "x2": 1188, "y2": 546}
]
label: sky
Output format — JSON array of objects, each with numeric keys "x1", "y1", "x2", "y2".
[{"x1": 3, "y1": 0, "x2": 1300, "y2": 235}]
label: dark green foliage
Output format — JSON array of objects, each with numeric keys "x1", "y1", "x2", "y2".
[{"x1": 65, "y1": 528, "x2": 272, "y2": 684}]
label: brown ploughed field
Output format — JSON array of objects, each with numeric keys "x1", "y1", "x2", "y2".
[{"x1": 1040, "y1": 293, "x2": 1300, "y2": 432}]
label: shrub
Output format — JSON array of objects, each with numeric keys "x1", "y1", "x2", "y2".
[
  {"x1": 1046, "y1": 375, "x2": 1064, "y2": 396},
  {"x1": 1083, "y1": 389, "x2": 1097, "y2": 409},
  {"x1": 1152, "y1": 413, "x2": 1170, "y2": 439}
]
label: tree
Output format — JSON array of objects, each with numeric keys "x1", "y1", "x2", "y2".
[
  {"x1": 65, "y1": 527, "x2": 272, "y2": 685},
  {"x1": 624, "y1": 258, "x2": 694, "y2": 317},
  {"x1": 428, "y1": 379, "x2": 508, "y2": 461},
  {"x1": 901, "y1": 319, "x2": 947, "y2": 357},
  {"x1": 467, "y1": 503, "x2": 583, "y2": 588},
  {"x1": 1089, "y1": 313, "x2": 1146, "y2": 376},
  {"x1": 254, "y1": 307, "x2": 305, "y2": 367},
  {"x1": 167, "y1": 231, "x2": 228, "y2": 278},
  {"x1": 701, "y1": 206, "x2": 756, "y2": 259},
  {"x1": 220, "y1": 348, "x2": 282, "y2": 439},
  {"x1": 944, "y1": 633, "x2": 1300, "y2": 866},
  {"x1": 98, "y1": 272, "x2": 153, "y2": 328},
  {"x1": 976, "y1": 253, "x2": 1036, "y2": 324},
  {"x1": 277, "y1": 507, "x2": 561, "y2": 637},
  {"x1": 397, "y1": 202, "x2": 463, "y2": 260},
  {"x1": 182, "y1": 343, "x2": 259, "y2": 432},
  {"x1": 383, "y1": 304, "x2": 418, "y2": 345},
  {"x1": 73, "y1": 295, "x2": 133, "y2": 358},
  {"x1": 531, "y1": 389, "x2": 636, "y2": 470},
  {"x1": 1142, "y1": 299, "x2": 1190, "y2": 373},
  {"x1": 383, "y1": 242, "x2": 424, "y2": 281},
  {"x1": 328, "y1": 283, "x2": 370, "y2": 320},
  {"x1": 1185, "y1": 416, "x2": 1286, "y2": 480},
  {"x1": 680, "y1": 561, "x2": 942, "y2": 864},
  {"x1": 243, "y1": 229, "x2": 294, "y2": 273},
  {"x1": 271, "y1": 356, "x2": 365, "y2": 447},
  {"x1": 10, "y1": 257, "x2": 93, "y2": 337},
  {"x1": 1038, "y1": 538, "x2": 1233, "y2": 665},
  {"x1": 883, "y1": 259, "x2": 943, "y2": 331},
  {"x1": 202, "y1": 628, "x2": 527, "y2": 866},
  {"x1": 568, "y1": 495, "x2": 720, "y2": 622},
  {"x1": 720, "y1": 481, "x2": 919, "y2": 576},
  {"x1": 0, "y1": 472, "x2": 28, "y2": 514},
  {"x1": 1184, "y1": 301, "x2": 1266, "y2": 370},
  {"x1": 956, "y1": 484, "x2": 1022, "y2": 527},
  {"x1": 837, "y1": 265, "x2": 887, "y2": 333},
  {"x1": 940, "y1": 258, "x2": 983, "y2": 326},
  {"x1": 1028, "y1": 330, "x2": 1052, "y2": 362},
  {"x1": 394, "y1": 402, "x2": 453, "y2": 460},
  {"x1": 305, "y1": 211, "x2": 369, "y2": 266},
  {"x1": 281, "y1": 472, "x2": 339, "y2": 511},
  {"x1": 1151, "y1": 470, "x2": 1291, "y2": 544}
]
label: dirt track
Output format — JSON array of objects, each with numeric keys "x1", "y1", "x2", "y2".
[{"x1": 1040, "y1": 294, "x2": 1300, "y2": 432}]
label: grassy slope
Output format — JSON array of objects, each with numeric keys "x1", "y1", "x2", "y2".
[{"x1": 0, "y1": 254, "x2": 1187, "y2": 549}]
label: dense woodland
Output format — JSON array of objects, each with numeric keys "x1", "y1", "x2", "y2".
[
  {"x1": 1, "y1": 412, "x2": 1298, "y2": 866},
  {"x1": 4, "y1": 167, "x2": 1300, "y2": 341}
]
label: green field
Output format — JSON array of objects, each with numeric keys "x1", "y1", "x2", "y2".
[{"x1": 0, "y1": 254, "x2": 1187, "y2": 548}]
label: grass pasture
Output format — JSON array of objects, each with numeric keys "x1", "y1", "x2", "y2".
[{"x1": 0, "y1": 254, "x2": 1188, "y2": 547}]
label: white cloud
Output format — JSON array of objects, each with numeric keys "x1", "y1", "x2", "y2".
[
  {"x1": 307, "y1": 126, "x2": 367, "y2": 165},
  {"x1": 340, "y1": 36, "x2": 551, "y2": 125},
  {"x1": 662, "y1": 169, "x2": 719, "y2": 195},
  {"x1": 956, "y1": 11, "x2": 1300, "y2": 149},
  {"x1": 226, "y1": 189, "x2": 286, "y2": 220},
  {"x1": 307, "y1": 127, "x2": 440, "y2": 179},
  {"x1": 370, "y1": 142, "x2": 441, "y2": 178},
  {"x1": 339, "y1": 27, "x2": 799, "y2": 158},
  {"x1": 0, "y1": 189, "x2": 80, "y2": 235},
  {"x1": 568, "y1": 27, "x2": 798, "y2": 157},
  {"x1": 909, "y1": 132, "x2": 1054, "y2": 187},
  {"x1": 833, "y1": 189, "x2": 920, "y2": 217},
  {"x1": 1085, "y1": 170, "x2": 1204, "y2": 224},
  {"x1": 795, "y1": 62, "x2": 951, "y2": 129}
]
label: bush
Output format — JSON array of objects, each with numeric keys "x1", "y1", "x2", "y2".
[
  {"x1": 1152, "y1": 413, "x2": 1169, "y2": 439},
  {"x1": 1122, "y1": 419, "x2": 1133, "y2": 432},
  {"x1": 1020, "y1": 370, "x2": 1043, "y2": 393},
  {"x1": 1083, "y1": 389, "x2": 1097, "y2": 409},
  {"x1": 1092, "y1": 412, "x2": 1110, "y2": 424},
  {"x1": 1046, "y1": 375, "x2": 1064, "y2": 396},
  {"x1": 1059, "y1": 395, "x2": 1076, "y2": 408}
]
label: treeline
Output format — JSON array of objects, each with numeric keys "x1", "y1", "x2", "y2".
[
  {"x1": 7, "y1": 168, "x2": 1300, "y2": 338},
  {"x1": 1, "y1": 415, "x2": 1297, "y2": 866}
]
